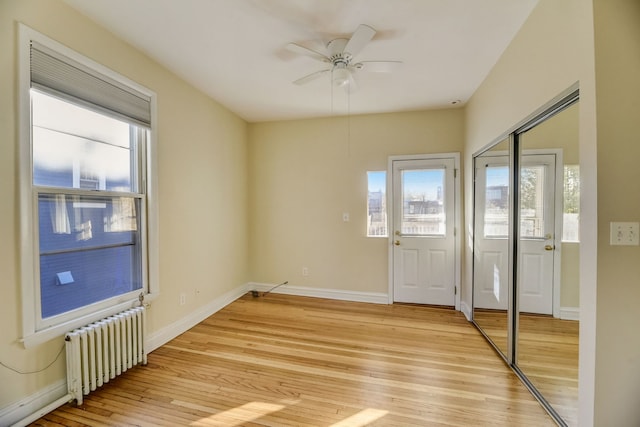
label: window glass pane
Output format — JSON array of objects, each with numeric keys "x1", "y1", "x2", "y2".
[
  {"x1": 32, "y1": 90, "x2": 138, "y2": 192},
  {"x1": 38, "y1": 193, "x2": 142, "y2": 318},
  {"x1": 520, "y1": 165, "x2": 545, "y2": 238},
  {"x1": 401, "y1": 169, "x2": 445, "y2": 236},
  {"x1": 563, "y1": 165, "x2": 580, "y2": 242},
  {"x1": 38, "y1": 193, "x2": 138, "y2": 252},
  {"x1": 367, "y1": 171, "x2": 387, "y2": 237},
  {"x1": 484, "y1": 166, "x2": 509, "y2": 238}
]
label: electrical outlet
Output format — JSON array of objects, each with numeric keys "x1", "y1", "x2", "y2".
[
  {"x1": 343, "y1": 212, "x2": 350, "y2": 222},
  {"x1": 610, "y1": 222, "x2": 640, "y2": 246},
  {"x1": 302, "y1": 267, "x2": 309, "y2": 276},
  {"x1": 180, "y1": 293, "x2": 186, "y2": 305}
]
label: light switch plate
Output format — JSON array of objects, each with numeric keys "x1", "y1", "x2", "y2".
[{"x1": 610, "y1": 222, "x2": 640, "y2": 246}]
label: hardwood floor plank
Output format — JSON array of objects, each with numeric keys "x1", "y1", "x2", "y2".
[{"x1": 31, "y1": 294, "x2": 555, "y2": 426}]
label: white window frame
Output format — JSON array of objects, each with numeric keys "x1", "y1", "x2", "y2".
[{"x1": 18, "y1": 24, "x2": 159, "y2": 348}]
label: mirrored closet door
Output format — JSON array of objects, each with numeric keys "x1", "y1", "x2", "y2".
[{"x1": 472, "y1": 90, "x2": 579, "y2": 427}]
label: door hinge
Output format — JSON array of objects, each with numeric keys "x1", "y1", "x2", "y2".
[
  {"x1": 454, "y1": 169, "x2": 457, "y2": 178},
  {"x1": 454, "y1": 286, "x2": 457, "y2": 295}
]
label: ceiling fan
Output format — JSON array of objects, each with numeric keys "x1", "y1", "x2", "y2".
[{"x1": 286, "y1": 24, "x2": 401, "y2": 91}]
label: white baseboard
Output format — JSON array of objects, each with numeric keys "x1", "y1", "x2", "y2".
[
  {"x1": 0, "y1": 380, "x2": 68, "y2": 427},
  {"x1": 460, "y1": 301, "x2": 472, "y2": 321},
  {"x1": 146, "y1": 283, "x2": 250, "y2": 352},
  {"x1": 248, "y1": 282, "x2": 389, "y2": 304},
  {"x1": 560, "y1": 306, "x2": 580, "y2": 321}
]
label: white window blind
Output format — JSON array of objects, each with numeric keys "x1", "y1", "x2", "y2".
[{"x1": 30, "y1": 41, "x2": 151, "y2": 127}]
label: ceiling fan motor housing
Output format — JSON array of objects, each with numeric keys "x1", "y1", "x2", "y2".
[{"x1": 327, "y1": 39, "x2": 352, "y2": 86}]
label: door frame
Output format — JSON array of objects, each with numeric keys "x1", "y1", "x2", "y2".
[{"x1": 387, "y1": 153, "x2": 461, "y2": 310}]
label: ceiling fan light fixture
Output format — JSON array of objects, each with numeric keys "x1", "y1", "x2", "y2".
[{"x1": 332, "y1": 66, "x2": 350, "y2": 87}]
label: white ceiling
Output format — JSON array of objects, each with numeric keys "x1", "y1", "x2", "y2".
[{"x1": 63, "y1": 0, "x2": 538, "y2": 123}]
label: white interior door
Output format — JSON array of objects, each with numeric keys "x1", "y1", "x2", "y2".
[
  {"x1": 392, "y1": 157, "x2": 456, "y2": 305},
  {"x1": 473, "y1": 153, "x2": 557, "y2": 314},
  {"x1": 518, "y1": 154, "x2": 557, "y2": 315},
  {"x1": 474, "y1": 155, "x2": 510, "y2": 310}
]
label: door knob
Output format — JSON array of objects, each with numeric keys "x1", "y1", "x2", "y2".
[
  {"x1": 394, "y1": 240, "x2": 401, "y2": 246},
  {"x1": 544, "y1": 244, "x2": 555, "y2": 251}
]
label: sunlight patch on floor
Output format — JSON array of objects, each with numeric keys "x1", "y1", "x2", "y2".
[{"x1": 172, "y1": 400, "x2": 285, "y2": 426}]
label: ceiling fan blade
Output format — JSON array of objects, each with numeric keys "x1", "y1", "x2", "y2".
[
  {"x1": 356, "y1": 61, "x2": 403, "y2": 72},
  {"x1": 293, "y1": 69, "x2": 330, "y2": 85},
  {"x1": 344, "y1": 24, "x2": 376, "y2": 56},
  {"x1": 286, "y1": 43, "x2": 330, "y2": 62}
]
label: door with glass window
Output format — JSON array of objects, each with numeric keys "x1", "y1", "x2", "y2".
[
  {"x1": 392, "y1": 157, "x2": 456, "y2": 305},
  {"x1": 474, "y1": 153, "x2": 556, "y2": 314},
  {"x1": 518, "y1": 154, "x2": 556, "y2": 315}
]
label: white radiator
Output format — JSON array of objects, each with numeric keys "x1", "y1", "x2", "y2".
[{"x1": 65, "y1": 306, "x2": 147, "y2": 405}]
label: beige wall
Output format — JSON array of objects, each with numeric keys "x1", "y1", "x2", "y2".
[
  {"x1": 249, "y1": 110, "x2": 464, "y2": 294},
  {"x1": 0, "y1": 0, "x2": 249, "y2": 412},
  {"x1": 463, "y1": 0, "x2": 597, "y2": 424},
  {"x1": 4, "y1": 0, "x2": 639, "y2": 425},
  {"x1": 593, "y1": 0, "x2": 640, "y2": 424},
  {"x1": 523, "y1": 102, "x2": 579, "y2": 164}
]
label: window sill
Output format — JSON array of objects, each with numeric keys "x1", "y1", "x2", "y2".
[{"x1": 21, "y1": 292, "x2": 158, "y2": 349}]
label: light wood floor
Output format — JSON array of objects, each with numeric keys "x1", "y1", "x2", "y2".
[
  {"x1": 32, "y1": 294, "x2": 555, "y2": 426},
  {"x1": 518, "y1": 313, "x2": 579, "y2": 425},
  {"x1": 473, "y1": 309, "x2": 579, "y2": 425}
]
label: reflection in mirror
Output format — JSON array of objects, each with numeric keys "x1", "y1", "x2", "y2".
[
  {"x1": 516, "y1": 101, "x2": 579, "y2": 425},
  {"x1": 472, "y1": 138, "x2": 510, "y2": 357}
]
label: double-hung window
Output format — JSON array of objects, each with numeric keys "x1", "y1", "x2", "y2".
[{"x1": 19, "y1": 26, "x2": 158, "y2": 346}]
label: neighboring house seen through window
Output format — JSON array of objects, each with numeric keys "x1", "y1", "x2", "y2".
[{"x1": 33, "y1": 91, "x2": 145, "y2": 319}]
